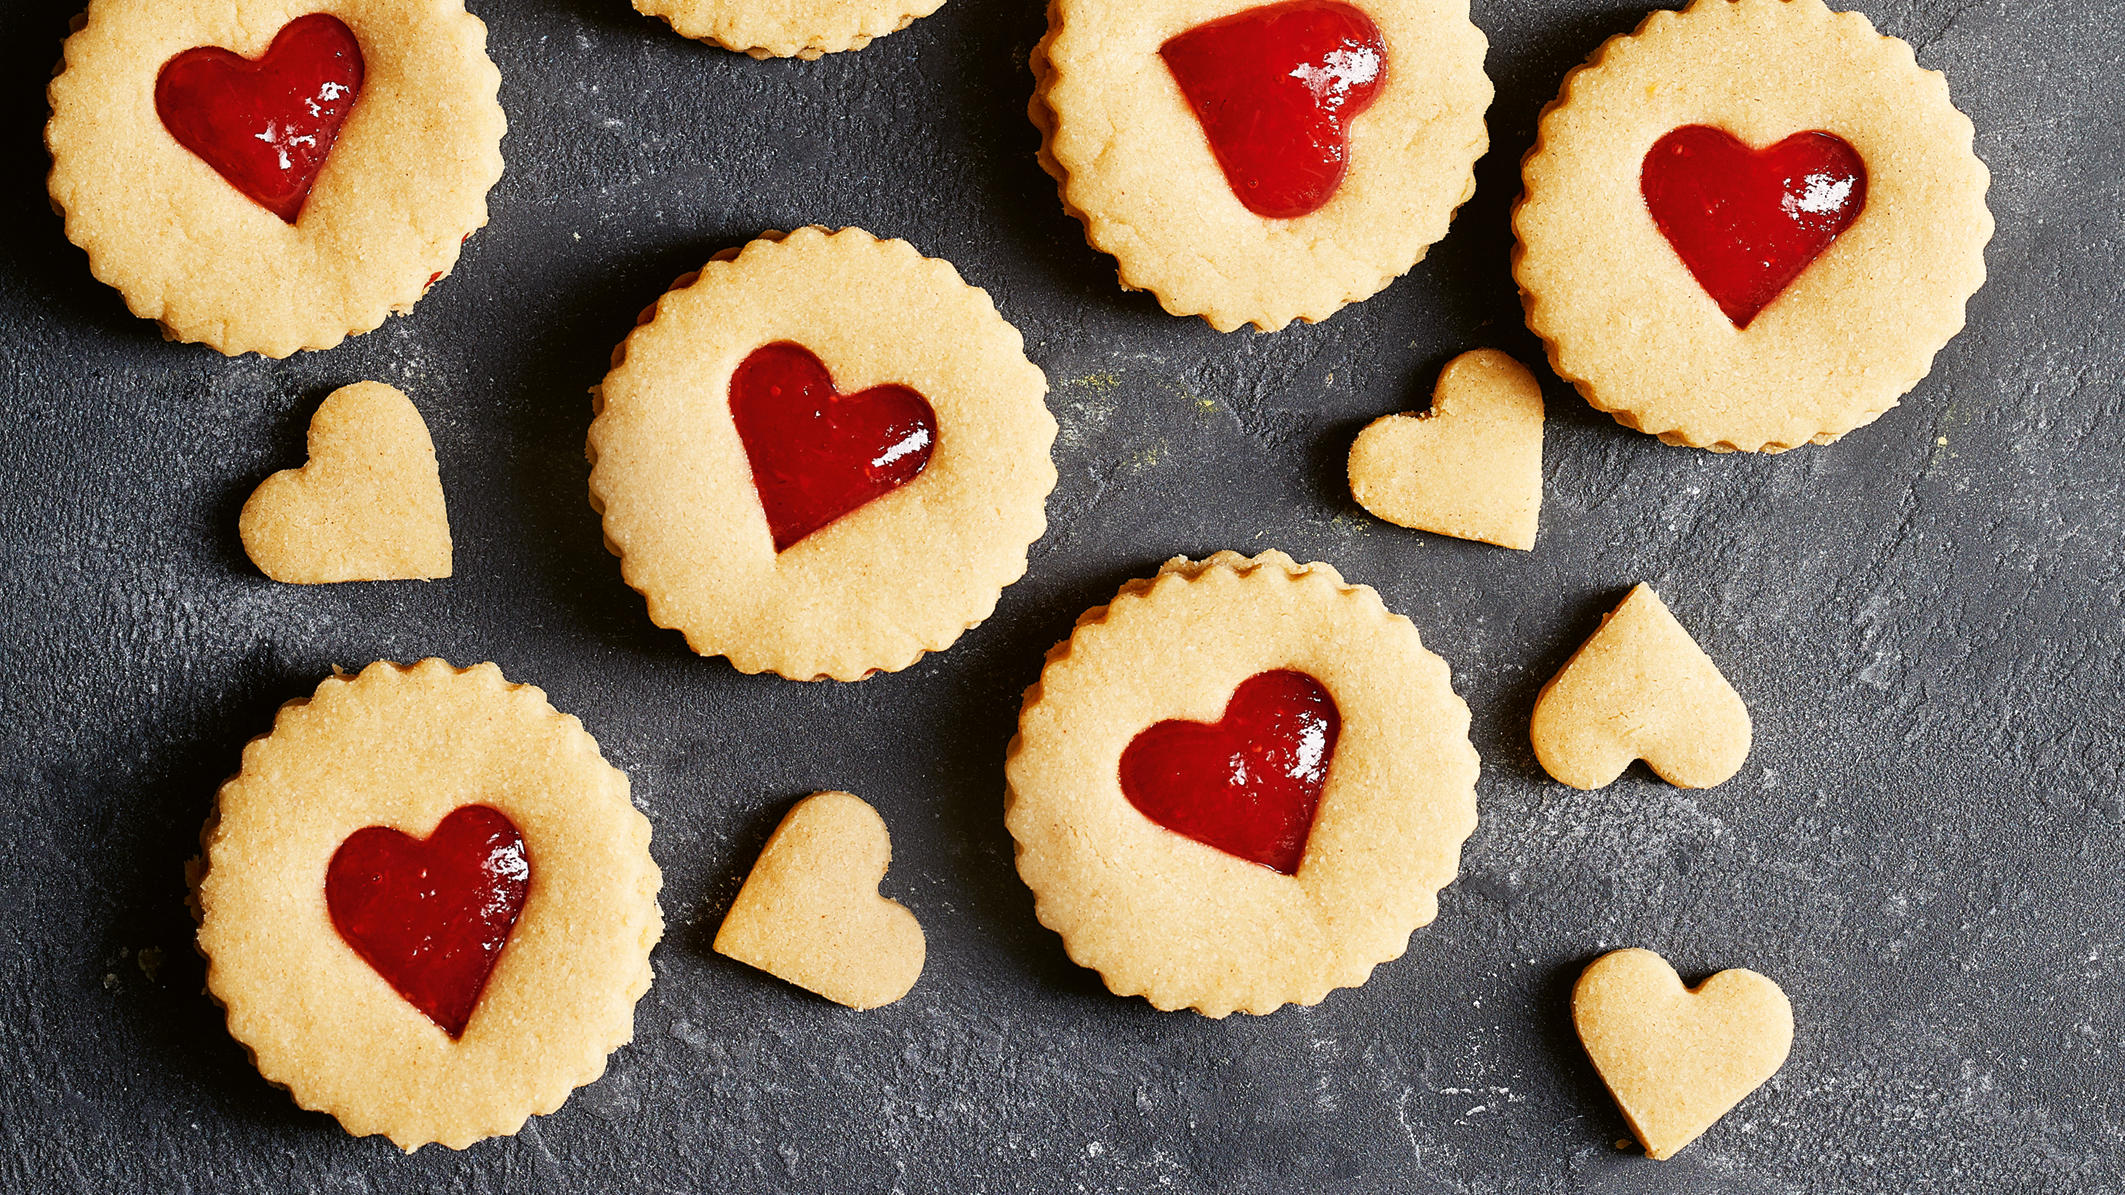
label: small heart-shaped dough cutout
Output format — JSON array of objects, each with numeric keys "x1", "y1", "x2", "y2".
[
  {"x1": 1348, "y1": 349, "x2": 1544, "y2": 550},
  {"x1": 1530, "y1": 584, "x2": 1750, "y2": 788},
  {"x1": 1573, "y1": 948, "x2": 1793, "y2": 1160},
  {"x1": 714, "y1": 791, "x2": 925, "y2": 1009},
  {"x1": 239, "y1": 382, "x2": 451, "y2": 583}
]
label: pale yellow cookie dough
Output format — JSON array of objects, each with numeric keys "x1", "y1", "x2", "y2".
[
  {"x1": 1573, "y1": 948, "x2": 1793, "y2": 1160},
  {"x1": 1529, "y1": 584, "x2": 1751, "y2": 790},
  {"x1": 587, "y1": 226, "x2": 1057, "y2": 682},
  {"x1": 1348, "y1": 348, "x2": 1544, "y2": 550},
  {"x1": 1032, "y1": 0, "x2": 1491, "y2": 332},
  {"x1": 714, "y1": 791, "x2": 926, "y2": 1009},
  {"x1": 239, "y1": 381, "x2": 452, "y2": 583},
  {"x1": 1514, "y1": 0, "x2": 1992, "y2": 452},
  {"x1": 633, "y1": 0, "x2": 946, "y2": 58},
  {"x1": 195, "y1": 660, "x2": 662, "y2": 1152},
  {"x1": 1005, "y1": 550, "x2": 1480, "y2": 1017},
  {"x1": 46, "y1": 0, "x2": 506, "y2": 358}
]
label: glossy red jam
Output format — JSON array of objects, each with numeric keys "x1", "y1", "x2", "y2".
[
  {"x1": 729, "y1": 342, "x2": 937, "y2": 552},
  {"x1": 325, "y1": 805, "x2": 529, "y2": 1040},
  {"x1": 155, "y1": 14, "x2": 364, "y2": 224},
  {"x1": 1118, "y1": 670, "x2": 1340, "y2": 876},
  {"x1": 1160, "y1": 0, "x2": 1387, "y2": 219},
  {"x1": 1641, "y1": 125, "x2": 1867, "y2": 328}
]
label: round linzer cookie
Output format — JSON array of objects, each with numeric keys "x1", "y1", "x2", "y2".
[
  {"x1": 1005, "y1": 551, "x2": 1480, "y2": 1017},
  {"x1": 633, "y1": 0, "x2": 946, "y2": 58},
  {"x1": 588, "y1": 226, "x2": 1057, "y2": 682},
  {"x1": 194, "y1": 660, "x2": 661, "y2": 1151},
  {"x1": 1513, "y1": 0, "x2": 1992, "y2": 452},
  {"x1": 46, "y1": 0, "x2": 506, "y2": 358},
  {"x1": 1031, "y1": 0, "x2": 1492, "y2": 332}
]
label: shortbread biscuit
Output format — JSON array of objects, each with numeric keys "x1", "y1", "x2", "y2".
[
  {"x1": 1032, "y1": 0, "x2": 1491, "y2": 332},
  {"x1": 587, "y1": 227, "x2": 1057, "y2": 682},
  {"x1": 239, "y1": 381, "x2": 452, "y2": 583},
  {"x1": 1006, "y1": 551, "x2": 1479, "y2": 1017},
  {"x1": 714, "y1": 791, "x2": 925, "y2": 1010},
  {"x1": 1573, "y1": 948, "x2": 1793, "y2": 1160},
  {"x1": 1514, "y1": 0, "x2": 1992, "y2": 451},
  {"x1": 633, "y1": 0, "x2": 945, "y2": 58},
  {"x1": 1530, "y1": 584, "x2": 1751, "y2": 789},
  {"x1": 1348, "y1": 349, "x2": 1544, "y2": 550},
  {"x1": 47, "y1": 0, "x2": 506, "y2": 358},
  {"x1": 195, "y1": 660, "x2": 661, "y2": 1151}
]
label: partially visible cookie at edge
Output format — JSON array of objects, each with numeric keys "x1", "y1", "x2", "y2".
[{"x1": 633, "y1": 0, "x2": 947, "y2": 58}]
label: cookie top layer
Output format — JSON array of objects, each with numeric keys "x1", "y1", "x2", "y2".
[
  {"x1": 1005, "y1": 550, "x2": 1480, "y2": 1017},
  {"x1": 47, "y1": 0, "x2": 505, "y2": 358},
  {"x1": 195, "y1": 660, "x2": 661, "y2": 1151},
  {"x1": 1514, "y1": 0, "x2": 1992, "y2": 452},
  {"x1": 1033, "y1": 0, "x2": 1491, "y2": 332},
  {"x1": 633, "y1": 0, "x2": 946, "y2": 58},
  {"x1": 588, "y1": 226, "x2": 1057, "y2": 682}
]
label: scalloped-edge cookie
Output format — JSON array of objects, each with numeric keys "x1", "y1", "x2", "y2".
[
  {"x1": 714, "y1": 791, "x2": 926, "y2": 1009},
  {"x1": 1573, "y1": 948, "x2": 1793, "y2": 1160},
  {"x1": 46, "y1": 0, "x2": 506, "y2": 358},
  {"x1": 193, "y1": 660, "x2": 662, "y2": 1152},
  {"x1": 1005, "y1": 550, "x2": 1480, "y2": 1017},
  {"x1": 239, "y1": 381, "x2": 452, "y2": 583},
  {"x1": 633, "y1": 0, "x2": 946, "y2": 58},
  {"x1": 1530, "y1": 584, "x2": 1751, "y2": 789},
  {"x1": 587, "y1": 226, "x2": 1057, "y2": 682},
  {"x1": 1031, "y1": 0, "x2": 1491, "y2": 332},
  {"x1": 1513, "y1": 0, "x2": 1991, "y2": 452},
  {"x1": 1348, "y1": 348, "x2": 1544, "y2": 550}
]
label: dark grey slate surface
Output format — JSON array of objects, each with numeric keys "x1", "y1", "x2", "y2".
[{"x1": 3, "y1": 0, "x2": 2120, "y2": 1190}]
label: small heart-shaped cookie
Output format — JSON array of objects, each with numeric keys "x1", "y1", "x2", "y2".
[
  {"x1": 1572, "y1": 948, "x2": 1793, "y2": 1160},
  {"x1": 239, "y1": 382, "x2": 452, "y2": 584},
  {"x1": 1529, "y1": 584, "x2": 1750, "y2": 788},
  {"x1": 1348, "y1": 349, "x2": 1544, "y2": 550},
  {"x1": 714, "y1": 791, "x2": 924, "y2": 1009}
]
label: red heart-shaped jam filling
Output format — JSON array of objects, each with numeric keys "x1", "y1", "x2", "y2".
[
  {"x1": 325, "y1": 805, "x2": 529, "y2": 1039},
  {"x1": 1161, "y1": 0, "x2": 1388, "y2": 220},
  {"x1": 1119, "y1": 670, "x2": 1340, "y2": 875},
  {"x1": 729, "y1": 341, "x2": 938, "y2": 552},
  {"x1": 155, "y1": 13, "x2": 365, "y2": 224},
  {"x1": 1641, "y1": 125, "x2": 1868, "y2": 329}
]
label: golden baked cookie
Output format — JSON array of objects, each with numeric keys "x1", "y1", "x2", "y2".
[
  {"x1": 1573, "y1": 948, "x2": 1793, "y2": 1160},
  {"x1": 1005, "y1": 551, "x2": 1479, "y2": 1017},
  {"x1": 194, "y1": 660, "x2": 661, "y2": 1151},
  {"x1": 239, "y1": 381, "x2": 452, "y2": 584},
  {"x1": 46, "y1": 0, "x2": 506, "y2": 358},
  {"x1": 1348, "y1": 348, "x2": 1544, "y2": 550},
  {"x1": 1530, "y1": 584, "x2": 1751, "y2": 790},
  {"x1": 1514, "y1": 0, "x2": 1992, "y2": 452},
  {"x1": 714, "y1": 791, "x2": 925, "y2": 1010},
  {"x1": 633, "y1": 0, "x2": 946, "y2": 58},
  {"x1": 587, "y1": 227, "x2": 1057, "y2": 682},
  {"x1": 1031, "y1": 0, "x2": 1491, "y2": 332}
]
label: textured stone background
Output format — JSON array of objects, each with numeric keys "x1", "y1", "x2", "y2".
[{"x1": 3, "y1": 0, "x2": 2121, "y2": 1191}]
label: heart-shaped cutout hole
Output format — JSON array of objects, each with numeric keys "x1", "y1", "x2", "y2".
[
  {"x1": 1530, "y1": 584, "x2": 1751, "y2": 789},
  {"x1": 1573, "y1": 948, "x2": 1793, "y2": 1160},
  {"x1": 1641, "y1": 125, "x2": 1867, "y2": 328},
  {"x1": 729, "y1": 342, "x2": 937, "y2": 552},
  {"x1": 1348, "y1": 348, "x2": 1545, "y2": 550},
  {"x1": 155, "y1": 13, "x2": 365, "y2": 224},
  {"x1": 1119, "y1": 669, "x2": 1340, "y2": 875},
  {"x1": 1161, "y1": 0, "x2": 1388, "y2": 220},
  {"x1": 238, "y1": 381, "x2": 453, "y2": 584},
  {"x1": 325, "y1": 804, "x2": 530, "y2": 1039},
  {"x1": 714, "y1": 791, "x2": 926, "y2": 1009}
]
